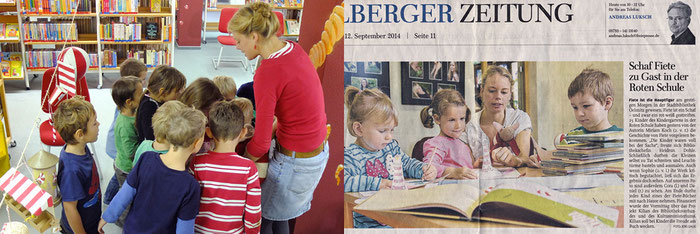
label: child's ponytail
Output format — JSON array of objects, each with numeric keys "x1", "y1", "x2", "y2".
[
  {"x1": 344, "y1": 86, "x2": 360, "y2": 108},
  {"x1": 420, "y1": 106, "x2": 434, "y2": 128}
]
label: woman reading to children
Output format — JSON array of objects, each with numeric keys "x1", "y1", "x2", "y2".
[
  {"x1": 230, "y1": 3, "x2": 329, "y2": 234},
  {"x1": 464, "y1": 66, "x2": 540, "y2": 168}
]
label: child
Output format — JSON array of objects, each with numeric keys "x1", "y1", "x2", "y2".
[
  {"x1": 566, "y1": 68, "x2": 623, "y2": 136},
  {"x1": 419, "y1": 89, "x2": 478, "y2": 179},
  {"x1": 132, "y1": 101, "x2": 187, "y2": 167},
  {"x1": 109, "y1": 77, "x2": 143, "y2": 226},
  {"x1": 190, "y1": 101, "x2": 261, "y2": 233},
  {"x1": 213, "y1": 76, "x2": 237, "y2": 101},
  {"x1": 178, "y1": 77, "x2": 224, "y2": 118},
  {"x1": 111, "y1": 77, "x2": 143, "y2": 184},
  {"x1": 54, "y1": 96, "x2": 101, "y2": 233},
  {"x1": 343, "y1": 87, "x2": 436, "y2": 228},
  {"x1": 104, "y1": 58, "x2": 147, "y2": 205},
  {"x1": 233, "y1": 98, "x2": 267, "y2": 183},
  {"x1": 135, "y1": 65, "x2": 186, "y2": 143},
  {"x1": 99, "y1": 106, "x2": 207, "y2": 233}
]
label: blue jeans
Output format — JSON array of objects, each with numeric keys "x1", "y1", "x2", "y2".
[
  {"x1": 103, "y1": 174, "x2": 119, "y2": 204},
  {"x1": 261, "y1": 142, "x2": 329, "y2": 221}
]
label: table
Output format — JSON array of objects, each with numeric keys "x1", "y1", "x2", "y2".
[{"x1": 344, "y1": 167, "x2": 624, "y2": 228}]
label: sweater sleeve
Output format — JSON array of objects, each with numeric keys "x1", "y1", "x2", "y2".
[
  {"x1": 246, "y1": 72, "x2": 278, "y2": 158},
  {"x1": 422, "y1": 139, "x2": 447, "y2": 177},
  {"x1": 244, "y1": 162, "x2": 262, "y2": 234},
  {"x1": 137, "y1": 101, "x2": 157, "y2": 142},
  {"x1": 343, "y1": 148, "x2": 381, "y2": 192},
  {"x1": 102, "y1": 182, "x2": 136, "y2": 223}
]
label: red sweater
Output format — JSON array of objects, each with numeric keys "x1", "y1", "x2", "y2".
[
  {"x1": 246, "y1": 42, "x2": 327, "y2": 158},
  {"x1": 190, "y1": 151, "x2": 261, "y2": 234}
]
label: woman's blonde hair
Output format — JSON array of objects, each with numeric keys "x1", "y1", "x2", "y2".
[
  {"x1": 420, "y1": 89, "x2": 470, "y2": 128},
  {"x1": 345, "y1": 87, "x2": 397, "y2": 137},
  {"x1": 228, "y1": 2, "x2": 279, "y2": 39}
]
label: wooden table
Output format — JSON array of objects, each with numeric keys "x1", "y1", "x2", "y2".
[{"x1": 344, "y1": 167, "x2": 624, "y2": 228}]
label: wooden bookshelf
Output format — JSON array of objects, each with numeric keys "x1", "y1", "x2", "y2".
[{"x1": 12, "y1": 0, "x2": 177, "y2": 89}]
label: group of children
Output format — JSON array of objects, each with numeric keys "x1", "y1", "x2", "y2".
[
  {"x1": 54, "y1": 58, "x2": 263, "y2": 233},
  {"x1": 343, "y1": 66, "x2": 623, "y2": 228}
]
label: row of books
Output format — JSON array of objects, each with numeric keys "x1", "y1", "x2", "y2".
[
  {"x1": 1, "y1": 53, "x2": 23, "y2": 78},
  {"x1": 542, "y1": 131, "x2": 624, "y2": 177},
  {"x1": 21, "y1": 0, "x2": 93, "y2": 14},
  {"x1": 22, "y1": 23, "x2": 78, "y2": 41},
  {"x1": 103, "y1": 49, "x2": 170, "y2": 67},
  {"x1": 101, "y1": 0, "x2": 138, "y2": 14},
  {"x1": 0, "y1": 24, "x2": 20, "y2": 40},
  {"x1": 25, "y1": 50, "x2": 98, "y2": 69},
  {"x1": 100, "y1": 23, "x2": 142, "y2": 42}
]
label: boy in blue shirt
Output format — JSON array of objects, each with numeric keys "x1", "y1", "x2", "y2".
[
  {"x1": 99, "y1": 101, "x2": 206, "y2": 233},
  {"x1": 54, "y1": 96, "x2": 101, "y2": 233},
  {"x1": 566, "y1": 68, "x2": 623, "y2": 135}
]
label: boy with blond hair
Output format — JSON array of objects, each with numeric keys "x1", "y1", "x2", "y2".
[
  {"x1": 131, "y1": 101, "x2": 188, "y2": 166},
  {"x1": 566, "y1": 68, "x2": 623, "y2": 135},
  {"x1": 190, "y1": 100, "x2": 261, "y2": 233},
  {"x1": 54, "y1": 96, "x2": 101, "y2": 233},
  {"x1": 105, "y1": 58, "x2": 148, "y2": 205},
  {"x1": 100, "y1": 101, "x2": 205, "y2": 233},
  {"x1": 213, "y1": 76, "x2": 237, "y2": 101}
]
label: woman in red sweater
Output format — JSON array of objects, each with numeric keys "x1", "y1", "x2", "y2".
[{"x1": 229, "y1": 3, "x2": 329, "y2": 234}]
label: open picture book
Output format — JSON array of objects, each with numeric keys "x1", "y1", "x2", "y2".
[{"x1": 354, "y1": 181, "x2": 618, "y2": 228}]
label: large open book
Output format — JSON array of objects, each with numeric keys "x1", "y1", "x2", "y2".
[{"x1": 354, "y1": 182, "x2": 618, "y2": 228}]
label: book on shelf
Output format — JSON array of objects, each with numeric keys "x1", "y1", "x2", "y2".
[
  {"x1": 21, "y1": 0, "x2": 93, "y2": 14},
  {"x1": 4, "y1": 24, "x2": 18, "y2": 39},
  {"x1": 354, "y1": 182, "x2": 619, "y2": 228},
  {"x1": 284, "y1": 19, "x2": 299, "y2": 35},
  {"x1": 150, "y1": 0, "x2": 161, "y2": 13},
  {"x1": 1, "y1": 53, "x2": 23, "y2": 78},
  {"x1": 286, "y1": 0, "x2": 301, "y2": 7}
]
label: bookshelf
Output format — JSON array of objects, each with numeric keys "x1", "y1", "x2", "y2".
[
  {"x1": 14, "y1": 0, "x2": 176, "y2": 89},
  {"x1": 0, "y1": 0, "x2": 19, "y2": 147},
  {"x1": 202, "y1": 0, "x2": 303, "y2": 44}
]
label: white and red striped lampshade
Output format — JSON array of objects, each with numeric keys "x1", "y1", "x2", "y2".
[{"x1": 57, "y1": 47, "x2": 89, "y2": 80}]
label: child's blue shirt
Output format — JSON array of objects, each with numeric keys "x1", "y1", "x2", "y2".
[{"x1": 58, "y1": 146, "x2": 102, "y2": 233}]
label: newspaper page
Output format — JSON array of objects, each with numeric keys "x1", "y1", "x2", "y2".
[{"x1": 343, "y1": 0, "x2": 699, "y2": 233}]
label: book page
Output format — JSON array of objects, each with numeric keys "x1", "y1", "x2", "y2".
[{"x1": 354, "y1": 184, "x2": 480, "y2": 219}]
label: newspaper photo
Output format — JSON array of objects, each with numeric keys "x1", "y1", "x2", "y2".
[{"x1": 343, "y1": 0, "x2": 699, "y2": 233}]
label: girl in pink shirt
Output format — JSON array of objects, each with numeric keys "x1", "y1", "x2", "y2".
[{"x1": 420, "y1": 89, "x2": 479, "y2": 179}]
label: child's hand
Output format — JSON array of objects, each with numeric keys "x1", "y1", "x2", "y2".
[
  {"x1": 98, "y1": 219, "x2": 107, "y2": 234},
  {"x1": 422, "y1": 164, "x2": 437, "y2": 180},
  {"x1": 379, "y1": 179, "x2": 392, "y2": 189},
  {"x1": 455, "y1": 167, "x2": 478, "y2": 179}
]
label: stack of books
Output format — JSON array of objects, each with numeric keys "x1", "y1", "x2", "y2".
[{"x1": 542, "y1": 131, "x2": 624, "y2": 176}]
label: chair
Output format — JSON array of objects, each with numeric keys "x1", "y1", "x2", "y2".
[
  {"x1": 213, "y1": 8, "x2": 245, "y2": 70},
  {"x1": 39, "y1": 68, "x2": 92, "y2": 153},
  {"x1": 411, "y1": 137, "x2": 433, "y2": 162}
]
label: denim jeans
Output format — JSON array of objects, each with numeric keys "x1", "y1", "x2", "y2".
[
  {"x1": 261, "y1": 142, "x2": 329, "y2": 221},
  {"x1": 103, "y1": 175, "x2": 119, "y2": 204}
]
